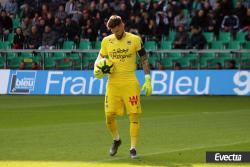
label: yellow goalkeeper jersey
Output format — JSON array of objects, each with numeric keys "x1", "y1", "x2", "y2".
[{"x1": 100, "y1": 32, "x2": 142, "y2": 82}]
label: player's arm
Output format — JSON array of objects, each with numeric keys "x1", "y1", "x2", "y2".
[{"x1": 138, "y1": 47, "x2": 152, "y2": 96}]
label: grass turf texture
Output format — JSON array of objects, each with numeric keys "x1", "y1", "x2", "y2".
[{"x1": 0, "y1": 95, "x2": 249, "y2": 167}]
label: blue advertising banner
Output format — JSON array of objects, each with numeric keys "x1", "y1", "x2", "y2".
[{"x1": 5, "y1": 70, "x2": 250, "y2": 95}]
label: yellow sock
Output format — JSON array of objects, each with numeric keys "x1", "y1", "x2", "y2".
[
  {"x1": 129, "y1": 113, "x2": 140, "y2": 148},
  {"x1": 106, "y1": 113, "x2": 119, "y2": 140}
]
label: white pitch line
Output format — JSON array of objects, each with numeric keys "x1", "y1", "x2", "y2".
[{"x1": 96, "y1": 140, "x2": 250, "y2": 162}]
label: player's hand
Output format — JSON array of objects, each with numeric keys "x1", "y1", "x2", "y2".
[
  {"x1": 94, "y1": 66, "x2": 104, "y2": 79},
  {"x1": 141, "y1": 74, "x2": 152, "y2": 96}
]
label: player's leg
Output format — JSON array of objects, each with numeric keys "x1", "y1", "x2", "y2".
[
  {"x1": 129, "y1": 113, "x2": 140, "y2": 158},
  {"x1": 124, "y1": 80, "x2": 141, "y2": 158},
  {"x1": 104, "y1": 86, "x2": 124, "y2": 156},
  {"x1": 105, "y1": 112, "x2": 122, "y2": 156}
]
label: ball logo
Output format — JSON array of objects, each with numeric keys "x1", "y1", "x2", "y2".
[{"x1": 10, "y1": 71, "x2": 37, "y2": 94}]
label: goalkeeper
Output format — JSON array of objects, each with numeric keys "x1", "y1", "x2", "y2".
[{"x1": 94, "y1": 15, "x2": 152, "y2": 158}]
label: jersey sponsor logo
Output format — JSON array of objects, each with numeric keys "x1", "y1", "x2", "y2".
[
  {"x1": 109, "y1": 48, "x2": 132, "y2": 62},
  {"x1": 129, "y1": 96, "x2": 138, "y2": 106},
  {"x1": 127, "y1": 40, "x2": 131, "y2": 45}
]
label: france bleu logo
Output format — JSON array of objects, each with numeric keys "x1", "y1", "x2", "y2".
[{"x1": 10, "y1": 71, "x2": 37, "y2": 94}]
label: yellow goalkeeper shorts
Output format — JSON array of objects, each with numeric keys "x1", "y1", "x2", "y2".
[{"x1": 105, "y1": 80, "x2": 141, "y2": 116}]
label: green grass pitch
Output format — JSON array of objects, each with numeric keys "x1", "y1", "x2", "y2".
[{"x1": 0, "y1": 95, "x2": 250, "y2": 167}]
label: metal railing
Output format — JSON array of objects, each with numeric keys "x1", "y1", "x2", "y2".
[{"x1": 0, "y1": 49, "x2": 249, "y2": 70}]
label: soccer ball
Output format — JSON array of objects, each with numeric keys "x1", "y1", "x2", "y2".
[{"x1": 96, "y1": 58, "x2": 114, "y2": 74}]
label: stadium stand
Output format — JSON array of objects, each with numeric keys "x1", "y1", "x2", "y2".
[{"x1": 0, "y1": 0, "x2": 249, "y2": 70}]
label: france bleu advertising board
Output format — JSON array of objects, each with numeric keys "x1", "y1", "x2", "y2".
[{"x1": 0, "y1": 70, "x2": 249, "y2": 95}]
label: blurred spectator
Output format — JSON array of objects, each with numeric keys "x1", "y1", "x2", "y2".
[
  {"x1": 64, "y1": 17, "x2": 80, "y2": 45},
  {"x1": 192, "y1": 0, "x2": 202, "y2": 12},
  {"x1": 36, "y1": 17, "x2": 46, "y2": 37},
  {"x1": 221, "y1": 10, "x2": 239, "y2": 33},
  {"x1": 242, "y1": 8, "x2": 250, "y2": 30},
  {"x1": 53, "y1": 17, "x2": 65, "y2": 48},
  {"x1": 0, "y1": 10, "x2": 13, "y2": 40},
  {"x1": 65, "y1": 0, "x2": 76, "y2": 15},
  {"x1": 19, "y1": 61, "x2": 25, "y2": 70},
  {"x1": 156, "y1": 60, "x2": 164, "y2": 70},
  {"x1": 173, "y1": 25, "x2": 189, "y2": 49},
  {"x1": 207, "y1": 10, "x2": 220, "y2": 36},
  {"x1": 245, "y1": 26, "x2": 250, "y2": 41},
  {"x1": 190, "y1": 10, "x2": 208, "y2": 30},
  {"x1": 4, "y1": 0, "x2": 18, "y2": 17},
  {"x1": 155, "y1": 11, "x2": 169, "y2": 39},
  {"x1": 41, "y1": 25, "x2": 57, "y2": 49},
  {"x1": 20, "y1": 17, "x2": 31, "y2": 37},
  {"x1": 174, "y1": 10, "x2": 189, "y2": 29},
  {"x1": 13, "y1": 27, "x2": 25, "y2": 49},
  {"x1": 31, "y1": 62, "x2": 40, "y2": 70},
  {"x1": 215, "y1": 62, "x2": 222, "y2": 69},
  {"x1": 41, "y1": 3, "x2": 50, "y2": 19},
  {"x1": 55, "y1": 4, "x2": 68, "y2": 21},
  {"x1": 234, "y1": 0, "x2": 247, "y2": 28},
  {"x1": 82, "y1": 19, "x2": 98, "y2": 41},
  {"x1": 71, "y1": 4, "x2": 83, "y2": 24},
  {"x1": 187, "y1": 25, "x2": 207, "y2": 49},
  {"x1": 117, "y1": 3, "x2": 129, "y2": 23},
  {"x1": 227, "y1": 60, "x2": 237, "y2": 69},
  {"x1": 174, "y1": 62, "x2": 182, "y2": 70},
  {"x1": 26, "y1": 25, "x2": 41, "y2": 49},
  {"x1": 20, "y1": 3, "x2": 34, "y2": 19},
  {"x1": 98, "y1": 18, "x2": 109, "y2": 40},
  {"x1": 46, "y1": 12, "x2": 55, "y2": 27}
]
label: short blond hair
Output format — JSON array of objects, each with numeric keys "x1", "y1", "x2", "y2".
[{"x1": 107, "y1": 15, "x2": 123, "y2": 29}]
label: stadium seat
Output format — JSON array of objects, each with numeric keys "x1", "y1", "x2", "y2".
[
  {"x1": 9, "y1": 57, "x2": 21, "y2": 69},
  {"x1": 144, "y1": 41, "x2": 157, "y2": 50},
  {"x1": 7, "y1": 33, "x2": 14, "y2": 43},
  {"x1": 160, "y1": 41, "x2": 172, "y2": 49},
  {"x1": 167, "y1": 31, "x2": 176, "y2": 41},
  {"x1": 12, "y1": 17, "x2": 20, "y2": 29},
  {"x1": 79, "y1": 41, "x2": 91, "y2": 49},
  {"x1": 44, "y1": 57, "x2": 56, "y2": 69},
  {"x1": 0, "y1": 56, "x2": 4, "y2": 68},
  {"x1": 0, "y1": 41, "x2": 11, "y2": 49},
  {"x1": 94, "y1": 41, "x2": 101, "y2": 49},
  {"x1": 63, "y1": 41, "x2": 75, "y2": 49},
  {"x1": 227, "y1": 41, "x2": 241, "y2": 49},
  {"x1": 57, "y1": 59, "x2": 73, "y2": 70},
  {"x1": 168, "y1": 52, "x2": 182, "y2": 58},
  {"x1": 203, "y1": 32, "x2": 214, "y2": 43},
  {"x1": 210, "y1": 41, "x2": 224, "y2": 49},
  {"x1": 218, "y1": 32, "x2": 231, "y2": 43},
  {"x1": 52, "y1": 52, "x2": 66, "y2": 61},
  {"x1": 236, "y1": 31, "x2": 247, "y2": 43}
]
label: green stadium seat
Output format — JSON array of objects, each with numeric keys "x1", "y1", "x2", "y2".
[
  {"x1": 6, "y1": 52, "x2": 17, "y2": 61},
  {"x1": 44, "y1": 57, "x2": 56, "y2": 69},
  {"x1": 168, "y1": 31, "x2": 176, "y2": 41},
  {"x1": 0, "y1": 41, "x2": 11, "y2": 49},
  {"x1": 203, "y1": 32, "x2": 214, "y2": 43},
  {"x1": 79, "y1": 41, "x2": 91, "y2": 49},
  {"x1": 210, "y1": 41, "x2": 224, "y2": 49},
  {"x1": 200, "y1": 56, "x2": 213, "y2": 69},
  {"x1": 144, "y1": 41, "x2": 157, "y2": 50},
  {"x1": 160, "y1": 41, "x2": 172, "y2": 49},
  {"x1": 94, "y1": 41, "x2": 101, "y2": 49},
  {"x1": 0, "y1": 56, "x2": 4, "y2": 68},
  {"x1": 218, "y1": 32, "x2": 231, "y2": 43},
  {"x1": 236, "y1": 32, "x2": 246, "y2": 43},
  {"x1": 227, "y1": 41, "x2": 241, "y2": 49},
  {"x1": 7, "y1": 33, "x2": 14, "y2": 43},
  {"x1": 52, "y1": 52, "x2": 66, "y2": 61},
  {"x1": 168, "y1": 52, "x2": 182, "y2": 58},
  {"x1": 9, "y1": 57, "x2": 21, "y2": 69},
  {"x1": 63, "y1": 41, "x2": 75, "y2": 49},
  {"x1": 12, "y1": 18, "x2": 20, "y2": 29},
  {"x1": 57, "y1": 60, "x2": 73, "y2": 70}
]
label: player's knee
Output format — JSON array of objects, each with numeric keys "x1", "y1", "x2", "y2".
[
  {"x1": 129, "y1": 113, "x2": 139, "y2": 124},
  {"x1": 106, "y1": 112, "x2": 116, "y2": 124}
]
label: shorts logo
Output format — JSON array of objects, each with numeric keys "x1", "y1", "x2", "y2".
[
  {"x1": 129, "y1": 96, "x2": 138, "y2": 106},
  {"x1": 10, "y1": 71, "x2": 36, "y2": 94}
]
